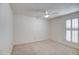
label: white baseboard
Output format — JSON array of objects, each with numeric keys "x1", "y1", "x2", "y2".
[
  {"x1": 50, "y1": 39, "x2": 79, "y2": 50},
  {"x1": 14, "y1": 39, "x2": 48, "y2": 45}
]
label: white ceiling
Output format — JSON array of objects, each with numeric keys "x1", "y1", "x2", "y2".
[{"x1": 11, "y1": 3, "x2": 79, "y2": 18}]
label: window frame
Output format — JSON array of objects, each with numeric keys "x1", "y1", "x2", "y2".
[{"x1": 65, "y1": 18, "x2": 79, "y2": 44}]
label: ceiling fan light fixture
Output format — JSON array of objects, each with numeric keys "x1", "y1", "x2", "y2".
[{"x1": 44, "y1": 14, "x2": 49, "y2": 18}]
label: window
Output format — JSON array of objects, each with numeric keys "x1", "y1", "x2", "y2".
[{"x1": 66, "y1": 18, "x2": 78, "y2": 43}]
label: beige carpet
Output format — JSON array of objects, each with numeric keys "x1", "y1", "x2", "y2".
[{"x1": 12, "y1": 40, "x2": 79, "y2": 55}]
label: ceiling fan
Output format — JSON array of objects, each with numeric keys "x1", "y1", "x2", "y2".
[
  {"x1": 43, "y1": 10, "x2": 50, "y2": 18},
  {"x1": 36, "y1": 9, "x2": 58, "y2": 19},
  {"x1": 43, "y1": 10, "x2": 58, "y2": 18}
]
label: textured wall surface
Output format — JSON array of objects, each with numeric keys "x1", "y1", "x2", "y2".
[
  {"x1": 14, "y1": 15, "x2": 49, "y2": 45},
  {"x1": 0, "y1": 4, "x2": 13, "y2": 54}
]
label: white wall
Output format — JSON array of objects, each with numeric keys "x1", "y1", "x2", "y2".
[
  {"x1": 49, "y1": 12, "x2": 79, "y2": 49},
  {"x1": 0, "y1": 4, "x2": 13, "y2": 54},
  {"x1": 14, "y1": 15, "x2": 49, "y2": 45}
]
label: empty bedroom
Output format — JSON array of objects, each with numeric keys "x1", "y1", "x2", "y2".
[{"x1": 0, "y1": 3, "x2": 79, "y2": 55}]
